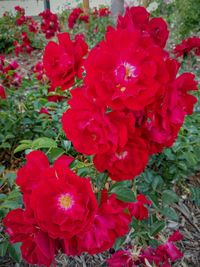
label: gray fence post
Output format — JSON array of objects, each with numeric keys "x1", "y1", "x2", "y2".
[
  {"x1": 111, "y1": 0, "x2": 124, "y2": 23},
  {"x1": 44, "y1": 0, "x2": 51, "y2": 10}
]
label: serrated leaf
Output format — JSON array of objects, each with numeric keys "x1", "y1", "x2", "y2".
[
  {"x1": 150, "y1": 221, "x2": 165, "y2": 236},
  {"x1": 162, "y1": 190, "x2": 179, "y2": 205},
  {"x1": 152, "y1": 175, "x2": 163, "y2": 191},
  {"x1": 113, "y1": 236, "x2": 126, "y2": 251},
  {"x1": 190, "y1": 187, "x2": 200, "y2": 206},
  {"x1": 0, "y1": 241, "x2": 9, "y2": 257},
  {"x1": 8, "y1": 243, "x2": 21, "y2": 262},
  {"x1": 111, "y1": 186, "x2": 135, "y2": 202},
  {"x1": 32, "y1": 137, "x2": 57, "y2": 149},
  {"x1": 4, "y1": 172, "x2": 16, "y2": 187},
  {"x1": 95, "y1": 173, "x2": 108, "y2": 190},
  {"x1": 164, "y1": 148, "x2": 176, "y2": 160},
  {"x1": 48, "y1": 148, "x2": 64, "y2": 163},
  {"x1": 162, "y1": 207, "x2": 179, "y2": 221},
  {"x1": 14, "y1": 143, "x2": 31, "y2": 154}
]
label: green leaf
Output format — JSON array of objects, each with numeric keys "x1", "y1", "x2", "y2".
[
  {"x1": 162, "y1": 207, "x2": 179, "y2": 221},
  {"x1": 184, "y1": 152, "x2": 197, "y2": 166},
  {"x1": 1, "y1": 200, "x2": 21, "y2": 209},
  {"x1": 77, "y1": 167, "x2": 89, "y2": 177},
  {"x1": 95, "y1": 173, "x2": 108, "y2": 190},
  {"x1": 150, "y1": 221, "x2": 165, "y2": 236},
  {"x1": 152, "y1": 175, "x2": 163, "y2": 191},
  {"x1": 113, "y1": 236, "x2": 126, "y2": 251},
  {"x1": 111, "y1": 186, "x2": 135, "y2": 202},
  {"x1": 8, "y1": 243, "x2": 21, "y2": 263},
  {"x1": 162, "y1": 190, "x2": 179, "y2": 205},
  {"x1": 190, "y1": 187, "x2": 200, "y2": 206},
  {"x1": 32, "y1": 137, "x2": 57, "y2": 150},
  {"x1": 164, "y1": 148, "x2": 176, "y2": 160},
  {"x1": 4, "y1": 172, "x2": 16, "y2": 187},
  {"x1": 14, "y1": 143, "x2": 31, "y2": 154},
  {"x1": 48, "y1": 148, "x2": 64, "y2": 163},
  {"x1": 0, "y1": 241, "x2": 9, "y2": 257}
]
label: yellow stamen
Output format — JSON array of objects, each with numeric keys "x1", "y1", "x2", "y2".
[
  {"x1": 59, "y1": 194, "x2": 73, "y2": 209},
  {"x1": 120, "y1": 86, "x2": 126, "y2": 92}
]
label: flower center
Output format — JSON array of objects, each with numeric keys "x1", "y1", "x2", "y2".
[
  {"x1": 115, "y1": 151, "x2": 128, "y2": 160},
  {"x1": 59, "y1": 194, "x2": 74, "y2": 210},
  {"x1": 115, "y1": 62, "x2": 138, "y2": 83},
  {"x1": 124, "y1": 62, "x2": 137, "y2": 80}
]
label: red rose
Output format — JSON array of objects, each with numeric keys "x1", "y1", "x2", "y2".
[
  {"x1": 39, "y1": 107, "x2": 50, "y2": 116},
  {"x1": 16, "y1": 150, "x2": 50, "y2": 194},
  {"x1": 3, "y1": 209, "x2": 35, "y2": 243},
  {"x1": 43, "y1": 33, "x2": 88, "y2": 90},
  {"x1": 84, "y1": 28, "x2": 169, "y2": 111},
  {"x1": 47, "y1": 85, "x2": 66, "y2": 102},
  {"x1": 39, "y1": 10, "x2": 59, "y2": 39},
  {"x1": 15, "y1": 6, "x2": 25, "y2": 16},
  {"x1": 146, "y1": 18, "x2": 169, "y2": 48},
  {"x1": 30, "y1": 154, "x2": 98, "y2": 239},
  {"x1": 0, "y1": 84, "x2": 6, "y2": 99},
  {"x1": 68, "y1": 8, "x2": 83, "y2": 29},
  {"x1": 118, "y1": 6, "x2": 150, "y2": 30},
  {"x1": 64, "y1": 190, "x2": 132, "y2": 255},
  {"x1": 143, "y1": 72, "x2": 197, "y2": 154},
  {"x1": 3, "y1": 208, "x2": 57, "y2": 266},
  {"x1": 62, "y1": 87, "x2": 118, "y2": 155},
  {"x1": 174, "y1": 37, "x2": 200, "y2": 57},
  {"x1": 107, "y1": 249, "x2": 135, "y2": 267},
  {"x1": 21, "y1": 231, "x2": 57, "y2": 266},
  {"x1": 98, "y1": 7, "x2": 110, "y2": 17},
  {"x1": 94, "y1": 134, "x2": 149, "y2": 181},
  {"x1": 128, "y1": 194, "x2": 151, "y2": 220},
  {"x1": 117, "y1": 7, "x2": 169, "y2": 48}
]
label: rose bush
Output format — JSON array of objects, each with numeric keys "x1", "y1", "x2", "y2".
[{"x1": 1, "y1": 4, "x2": 199, "y2": 267}]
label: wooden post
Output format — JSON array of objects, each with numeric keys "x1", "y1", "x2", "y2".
[
  {"x1": 82, "y1": 0, "x2": 90, "y2": 30},
  {"x1": 44, "y1": 0, "x2": 50, "y2": 10},
  {"x1": 140, "y1": 0, "x2": 151, "y2": 7},
  {"x1": 83, "y1": 0, "x2": 89, "y2": 15}
]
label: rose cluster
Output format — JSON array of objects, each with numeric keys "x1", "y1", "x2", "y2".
[
  {"x1": 93, "y1": 7, "x2": 111, "y2": 17},
  {"x1": 3, "y1": 151, "x2": 150, "y2": 266},
  {"x1": 15, "y1": 5, "x2": 38, "y2": 33},
  {"x1": 68, "y1": 7, "x2": 89, "y2": 29},
  {"x1": 61, "y1": 7, "x2": 197, "y2": 181},
  {"x1": 39, "y1": 9, "x2": 59, "y2": 39},
  {"x1": 68, "y1": 6, "x2": 110, "y2": 29},
  {"x1": 32, "y1": 61, "x2": 45, "y2": 81},
  {"x1": 107, "y1": 231, "x2": 183, "y2": 267},
  {"x1": 0, "y1": 55, "x2": 22, "y2": 88},
  {"x1": 13, "y1": 32, "x2": 33, "y2": 56},
  {"x1": 174, "y1": 36, "x2": 200, "y2": 58}
]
